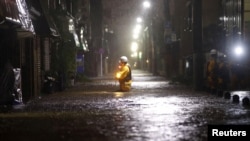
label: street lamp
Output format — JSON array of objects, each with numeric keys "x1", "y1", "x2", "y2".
[
  {"x1": 132, "y1": 23, "x2": 142, "y2": 40},
  {"x1": 143, "y1": 1, "x2": 151, "y2": 9},
  {"x1": 134, "y1": 24, "x2": 142, "y2": 34},
  {"x1": 230, "y1": 43, "x2": 246, "y2": 63},
  {"x1": 234, "y1": 45, "x2": 244, "y2": 57},
  {"x1": 131, "y1": 41, "x2": 138, "y2": 52},
  {"x1": 68, "y1": 19, "x2": 74, "y2": 33},
  {"x1": 136, "y1": 17, "x2": 143, "y2": 23}
]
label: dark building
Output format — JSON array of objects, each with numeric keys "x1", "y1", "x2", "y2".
[{"x1": 0, "y1": 0, "x2": 90, "y2": 103}]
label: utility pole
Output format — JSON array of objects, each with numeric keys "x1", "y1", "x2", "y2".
[{"x1": 193, "y1": 0, "x2": 204, "y2": 90}]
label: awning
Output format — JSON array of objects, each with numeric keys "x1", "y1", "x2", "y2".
[
  {"x1": 1, "y1": 0, "x2": 60, "y2": 37},
  {"x1": 0, "y1": 0, "x2": 35, "y2": 36},
  {"x1": 25, "y1": 0, "x2": 60, "y2": 37},
  {"x1": 0, "y1": 0, "x2": 19, "y2": 20}
]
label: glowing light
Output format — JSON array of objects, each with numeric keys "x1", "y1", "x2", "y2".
[
  {"x1": 133, "y1": 24, "x2": 142, "y2": 34},
  {"x1": 234, "y1": 45, "x2": 244, "y2": 56},
  {"x1": 143, "y1": 1, "x2": 151, "y2": 8},
  {"x1": 113, "y1": 92, "x2": 124, "y2": 98},
  {"x1": 185, "y1": 61, "x2": 189, "y2": 68},
  {"x1": 139, "y1": 52, "x2": 142, "y2": 59},
  {"x1": 137, "y1": 17, "x2": 142, "y2": 23},
  {"x1": 131, "y1": 52, "x2": 138, "y2": 58},
  {"x1": 116, "y1": 73, "x2": 121, "y2": 79},
  {"x1": 131, "y1": 42, "x2": 138, "y2": 52},
  {"x1": 133, "y1": 34, "x2": 139, "y2": 39}
]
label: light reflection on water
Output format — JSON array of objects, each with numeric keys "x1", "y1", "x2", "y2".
[
  {"x1": 21, "y1": 78, "x2": 250, "y2": 141},
  {"x1": 112, "y1": 93, "x2": 250, "y2": 141},
  {"x1": 136, "y1": 96, "x2": 181, "y2": 115},
  {"x1": 132, "y1": 81, "x2": 169, "y2": 89},
  {"x1": 121, "y1": 96, "x2": 195, "y2": 141}
]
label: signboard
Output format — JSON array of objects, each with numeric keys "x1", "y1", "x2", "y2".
[
  {"x1": 99, "y1": 48, "x2": 104, "y2": 54},
  {"x1": 76, "y1": 54, "x2": 84, "y2": 73}
]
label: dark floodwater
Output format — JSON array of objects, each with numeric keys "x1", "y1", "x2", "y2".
[{"x1": 0, "y1": 70, "x2": 250, "y2": 141}]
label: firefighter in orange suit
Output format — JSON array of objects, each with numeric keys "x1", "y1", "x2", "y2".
[{"x1": 115, "y1": 56, "x2": 132, "y2": 92}]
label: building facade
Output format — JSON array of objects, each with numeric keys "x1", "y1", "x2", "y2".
[{"x1": 0, "y1": 0, "x2": 90, "y2": 103}]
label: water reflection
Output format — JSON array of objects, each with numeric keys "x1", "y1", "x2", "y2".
[
  {"x1": 114, "y1": 92, "x2": 125, "y2": 98},
  {"x1": 121, "y1": 96, "x2": 190, "y2": 141}
]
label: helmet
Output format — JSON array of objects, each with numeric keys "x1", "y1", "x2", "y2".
[
  {"x1": 210, "y1": 49, "x2": 217, "y2": 55},
  {"x1": 120, "y1": 56, "x2": 128, "y2": 63}
]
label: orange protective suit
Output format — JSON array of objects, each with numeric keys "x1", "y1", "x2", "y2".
[{"x1": 115, "y1": 64, "x2": 132, "y2": 91}]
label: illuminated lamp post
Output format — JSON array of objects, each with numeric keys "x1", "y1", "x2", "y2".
[{"x1": 143, "y1": 1, "x2": 151, "y2": 9}]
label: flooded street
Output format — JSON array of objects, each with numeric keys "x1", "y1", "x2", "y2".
[
  {"x1": 1, "y1": 70, "x2": 250, "y2": 141},
  {"x1": 1, "y1": 0, "x2": 250, "y2": 141}
]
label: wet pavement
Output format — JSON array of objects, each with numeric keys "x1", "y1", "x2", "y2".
[{"x1": 1, "y1": 69, "x2": 250, "y2": 141}]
